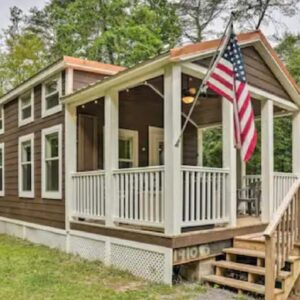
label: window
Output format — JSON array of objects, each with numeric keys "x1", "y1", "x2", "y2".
[
  {"x1": 42, "y1": 125, "x2": 62, "y2": 199},
  {"x1": 0, "y1": 143, "x2": 4, "y2": 196},
  {"x1": 19, "y1": 134, "x2": 34, "y2": 198},
  {"x1": 42, "y1": 74, "x2": 62, "y2": 117},
  {"x1": 19, "y1": 90, "x2": 34, "y2": 126},
  {"x1": 119, "y1": 129, "x2": 138, "y2": 168},
  {"x1": 0, "y1": 106, "x2": 4, "y2": 135}
]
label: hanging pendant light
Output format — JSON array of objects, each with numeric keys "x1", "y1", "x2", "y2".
[
  {"x1": 182, "y1": 87, "x2": 197, "y2": 104},
  {"x1": 182, "y1": 76, "x2": 196, "y2": 104}
]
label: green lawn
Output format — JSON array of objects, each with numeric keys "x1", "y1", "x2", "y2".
[{"x1": 0, "y1": 235, "x2": 206, "y2": 300}]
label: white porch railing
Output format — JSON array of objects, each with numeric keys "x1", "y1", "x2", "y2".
[
  {"x1": 71, "y1": 170, "x2": 105, "y2": 220},
  {"x1": 273, "y1": 172, "x2": 298, "y2": 212},
  {"x1": 112, "y1": 167, "x2": 164, "y2": 228},
  {"x1": 244, "y1": 172, "x2": 298, "y2": 213},
  {"x1": 181, "y1": 166, "x2": 230, "y2": 227}
]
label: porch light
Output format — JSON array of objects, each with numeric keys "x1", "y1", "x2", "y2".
[{"x1": 182, "y1": 87, "x2": 197, "y2": 104}]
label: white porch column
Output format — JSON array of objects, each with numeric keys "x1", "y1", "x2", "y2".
[
  {"x1": 65, "y1": 103, "x2": 77, "y2": 252},
  {"x1": 293, "y1": 110, "x2": 300, "y2": 175},
  {"x1": 164, "y1": 64, "x2": 182, "y2": 235},
  {"x1": 197, "y1": 128, "x2": 204, "y2": 166},
  {"x1": 261, "y1": 99, "x2": 274, "y2": 222},
  {"x1": 64, "y1": 67, "x2": 75, "y2": 252},
  {"x1": 222, "y1": 98, "x2": 237, "y2": 227},
  {"x1": 104, "y1": 90, "x2": 119, "y2": 227}
]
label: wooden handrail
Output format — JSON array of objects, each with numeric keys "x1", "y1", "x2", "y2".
[
  {"x1": 264, "y1": 178, "x2": 300, "y2": 300},
  {"x1": 264, "y1": 179, "x2": 300, "y2": 237}
]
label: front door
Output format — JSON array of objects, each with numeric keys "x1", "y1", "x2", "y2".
[{"x1": 149, "y1": 126, "x2": 164, "y2": 166}]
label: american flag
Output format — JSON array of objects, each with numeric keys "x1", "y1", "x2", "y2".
[{"x1": 205, "y1": 26, "x2": 257, "y2": 162}]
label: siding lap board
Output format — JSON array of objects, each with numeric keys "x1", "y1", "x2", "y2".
[{"x1": 0, "y1": 84, "x2": 65, "y2": 229}]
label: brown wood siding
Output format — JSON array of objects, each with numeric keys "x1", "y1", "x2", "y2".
[
  {"x1": 0, "y1": 84, "x2": 65, "y2": 229},
  {"x1": 73, "y1": 70, "x2": 105, "y2": 91},
  {"x1": 193, "y1": 46, "x2": 291, "y2": 101}
]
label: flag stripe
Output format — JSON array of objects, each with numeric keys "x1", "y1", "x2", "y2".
[{"x1": 205, "y1": 29, "x2": 257, "y2": 162}]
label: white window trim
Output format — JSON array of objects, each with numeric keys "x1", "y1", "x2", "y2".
[
  {"x1": 119, "y1": 128, "x2": 139, "y2": 168},
  {"x1": 0, "y1": 106, "x2": 4, "y2": 135},
  {"x1": 0, "y1": 143, "x2": 4, "y2": 196},
  {"x1": 42, "y1": 124, "x2": 62, "y2": 199},
  {"x1": 18, "y1": 133, "x2": 34, "y2": 198},
  {"x1": 18, "y1": 90, "x2": 34, "y2": 127},
  {"x1": 41, "y1": 73, "x2": 62, "y2": 118}
]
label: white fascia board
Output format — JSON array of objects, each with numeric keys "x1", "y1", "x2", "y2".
[
  {"x1": 0, "y1": 60, "x2": 66, "y2": 105},
  {"x1": 181, "y1": 62, "x2": 299, "y2": 112},
  {"x1": 62, "y1": 55, "x2": 170, "y2": 106},
  {"x1": 173, "y1": 39, "x2": 261, "y2": 62}
]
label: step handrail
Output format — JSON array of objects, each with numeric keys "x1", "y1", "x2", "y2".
[
  {"x1": 264, "y1": 179, "x2": 300, "y2": 300},
  {"x1": 264, "y1": 179, "x2": 300, "y2": 237}
]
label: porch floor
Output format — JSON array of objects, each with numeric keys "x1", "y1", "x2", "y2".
[{"x1": 236, "y1": 216, "x2": 262, "y2": 227}]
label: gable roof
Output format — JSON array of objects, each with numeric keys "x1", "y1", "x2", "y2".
[
  {"x1": 170, "y1": 30, "x2": 300, "y2": 95},
  {"x1": 0, "y1": 56, "x2": 125, "y2": 105},
  {"x1": 62, "y1": 30, "x2": 300, "y2": 107}
]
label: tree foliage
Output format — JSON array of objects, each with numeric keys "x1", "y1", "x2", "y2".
[{"x1": 232, "y1": 0, "x2": 299, "y2": 30}]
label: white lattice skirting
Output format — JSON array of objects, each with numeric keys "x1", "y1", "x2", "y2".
[{"x1": 0, "y1": 217, "x2": 173, "y2": 284}]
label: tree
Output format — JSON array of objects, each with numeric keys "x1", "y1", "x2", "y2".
[
  {"x1": 232, "y1": 0, "x2": 299, "y2": 30},
  {"x1": 26, "y1": 0, "x2": 181, "y2": 66},
  {"x1": 276, "y1": 33, "x2": 300, "y2": 84},
  {"x1": 176, "y1": 0, "x2": 229, "y2": 42}
]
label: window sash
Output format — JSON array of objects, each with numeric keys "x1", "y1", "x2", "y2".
[{"x1": 42, "y1": 125, "x2": 62, "y2": 199}]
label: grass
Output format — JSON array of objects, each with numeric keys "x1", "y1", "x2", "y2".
[{"x1": 0, "y1": 234, "x2": 207, "y2": 300}]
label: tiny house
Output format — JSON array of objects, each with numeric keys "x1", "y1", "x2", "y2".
[{"x1": 0, "y1": 31, "x2": 300, "y2": 299}]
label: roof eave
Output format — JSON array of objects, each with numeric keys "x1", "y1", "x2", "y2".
[{"x1": 62, "y1": 53, "x2": 170, "y2": 106}]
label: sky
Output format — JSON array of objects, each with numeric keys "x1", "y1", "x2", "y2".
[{"x1": 0, "y1": 0, "x2": 299, "y2": 41}]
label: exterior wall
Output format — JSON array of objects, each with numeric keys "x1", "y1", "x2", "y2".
[
  {"x1": 73, "y1": 70, "x2": 105, "y2": 91},
  {"x1": 194, "y1": 46, "x2": 292, "y2": 101},
  {"x1": 0, "y1": 84, "x2": 65, "y2": 229}
]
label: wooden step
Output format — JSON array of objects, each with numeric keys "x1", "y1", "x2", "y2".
[
  {"x1": 223, "y1": 247, "x2": 265, "y2": 258},
  {"x1": 203, "y1": 274, "x2": 283, "y2": 295},
  {"x1": 212, "y1": 260, "x2": 290, "y2": 279},
  {"x1": 224, "y1": 247, "x2": 300, "y2": 266}
]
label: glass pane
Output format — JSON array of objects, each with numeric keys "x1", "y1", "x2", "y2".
[
  {"x1": 22, "y1": 165, "x2": 31, "y2": 191},
  {"x1": 0, "y1": 120, "x2": 3, "y2": 131},
  {"x1": 119, "y1": 139, "x2": 132, "y2": 160},
  {"x1": 46, "y1": 160, "x2": 59, "y2": 191},
  {"x1": 119, "y1": 161, "x2": 133, "y2": 169},
  {"x1": 159, "y1": 142, "x2": 164, "y2": 165},
  {"x1": 45, "y1": 78, "x2": 58, "y2": 95},
  {"x1": 0, "y1": 168, "x2": 3, "y2": 191},
  {"x1": 21, "y1": 95, "x2": 31, "y2": 108},
  {"x1": 22, "y1": 106, "x2": 31, "y2": 120},
  {"x1": 22, "y1": 141, "x2": 31, "y2": 162},
  {"x1": 46, "y1": 133, "x2": 59, "y2": 159},
  {"x1": 0, "y1": 149, "x2": 3, "y2": 167},
  {"x1": 46, "y1": 92, "x2": 59, "y2": 110}
]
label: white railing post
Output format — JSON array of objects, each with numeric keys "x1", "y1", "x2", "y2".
[
  {"x1": 261, "y1": 99, "x2": 274, "y2": 222},
  {"x1": 222, "y1": 98, "x2": 237, "y2": 227},
  {"x1": 293, "y1": 110, "x2": 300, "y2": 176},
  {"x1": 164, "y1": 64, "x2": 182, "y2": 235},
  {"x1": 197, "y1": 128, "x2": 204, "y2": 166},
  {"x1": 104, "y1": 90, "x2": 119, "y2": 227}
]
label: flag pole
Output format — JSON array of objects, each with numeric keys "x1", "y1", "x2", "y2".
[{"x1": 175, "y1": 13, "x2": 235, "y2": 147}]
